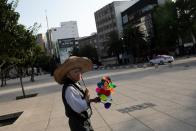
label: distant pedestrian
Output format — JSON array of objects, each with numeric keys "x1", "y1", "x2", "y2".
[{"x1": 53, "y1": 56, "x2": 100, "y2": 131}]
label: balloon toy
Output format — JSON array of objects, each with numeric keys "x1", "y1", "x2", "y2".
[{"x1": 96, "y1": 76, "x2": 116, "y2": 109}]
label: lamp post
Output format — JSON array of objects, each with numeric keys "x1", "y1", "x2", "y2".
[{"x1": 121, "y1": 37, "x2": 126, "y2": 64}]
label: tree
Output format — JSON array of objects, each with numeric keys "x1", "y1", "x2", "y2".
[
  {"x1": 27, "y1": 45, "x2": 42, "y2": 82},
  {"x1": 76, "y1": 45, "x2": 99, "y2": 64},
  {"x1": 153, "y1": 0, "x2": 178, "y2": 53},
  {"x1": 193, "y1": 22, "x2": 196, "y2": 39},
  {"x1": 36, "y1": 53, "x2": 52, "y2": 73},
  {"x1": 106, "y1": 31, "x2": 123, "y2": 64},
  {"x1": 0, "y1": 0, "x2": 44, "y2": 99},
  {"x1": 0, "y1": 0, "x2": 20, "y2": 87},
  {"x1": 175, "y1": 0, "x2": 196, "y2": 48},
  {"x1": 153, "y1": 0, "x2": 196, "y2": 55},
  {"x1": 175, "y1": 0, "x2": 196, "y2": 33},
  {"x1": 13, "y1": 24, "x2": 35, "y2": 97},
  {"x1": 123, "y1": 24, "x2": 147, "y2": 63}
]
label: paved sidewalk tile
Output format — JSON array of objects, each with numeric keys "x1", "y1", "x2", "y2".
[{"x1": 111, "y1": 119, "x2": 153, "y2": 131}]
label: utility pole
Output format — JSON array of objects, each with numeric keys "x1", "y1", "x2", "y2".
[{"x1": 45, "y1": 10, "x2": 52, "y2": 55}]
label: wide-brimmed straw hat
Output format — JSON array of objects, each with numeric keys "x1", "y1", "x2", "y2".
[{"x1": 54, "y1": 56, "x2": 93, "y2": 84}]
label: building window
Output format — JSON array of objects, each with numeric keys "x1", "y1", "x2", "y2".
[
  {"x1": 141, "y1": 5, "x2": 155, "y2": 13},
  {"x1": 113, "y1": 23, "x2": 116, "y2": 27},
  {"x1": 122, "y1": 15, "x2": 128, "y2": 24}
]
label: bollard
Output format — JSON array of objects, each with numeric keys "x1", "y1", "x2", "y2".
[{"x1": 155, "y1": 64, "x2": 159, "y2": 69}]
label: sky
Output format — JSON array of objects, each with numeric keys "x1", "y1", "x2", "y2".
[{"x1": 16, "y1": 0, "x2": 127, "y2": 37}]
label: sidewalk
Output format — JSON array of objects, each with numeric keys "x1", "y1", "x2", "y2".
[{"x1": 1, "y1": 58, "x2": 196, "y2": 131}]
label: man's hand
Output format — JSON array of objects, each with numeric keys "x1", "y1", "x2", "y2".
[
  {"x1": 85, "y1": 88, "x2": 90, "y2": 101},
  {"x1": 90, "y1": 97, "x2": 101, "y2": 103},
  {"x1": 85, "y1": 89, "x2": 100, "y2": 103}
]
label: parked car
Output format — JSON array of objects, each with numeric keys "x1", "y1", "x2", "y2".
[{"x1": 149, "y1": 55, "x2": 174, "y2": 65}]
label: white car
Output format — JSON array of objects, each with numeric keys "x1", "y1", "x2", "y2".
[
  {"x1": 149, "y1": 55, "x2": 174, "y2": 65},
  {"x1": 93, "y1": 64, "x2": 98, "y2": 69}
]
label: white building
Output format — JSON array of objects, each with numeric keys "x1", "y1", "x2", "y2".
[
  {"x1": 48, "y1": 21, "x2": 79, "y2": 63},
  {"x1": 94, "y1": 0, "x2": 138, "y2": 60},
  {"x1": 50, "y1": 21, "x2": 79, "y2": 42}
]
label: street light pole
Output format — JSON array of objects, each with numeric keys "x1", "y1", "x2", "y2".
[
  {"x1": 45, "y1": 10, "x2": 52, "y2": 55},
  {"x1": 121, "y1": 37, "x2": 126, "y2": 64}
]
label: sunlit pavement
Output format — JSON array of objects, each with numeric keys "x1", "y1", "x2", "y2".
[{"x1": 1, "y1": 57, "x2": 196, "y2": 131}]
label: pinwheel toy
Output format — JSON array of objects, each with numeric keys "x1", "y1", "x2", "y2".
[{"x1": 95, "y1": 76, "x2": 116, "y2": 109}]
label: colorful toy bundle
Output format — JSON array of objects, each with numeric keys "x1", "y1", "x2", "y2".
[{"x1": 96, "y1": 76, "x2": 116, "y2": 109}]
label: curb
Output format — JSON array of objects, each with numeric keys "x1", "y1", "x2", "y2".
[{"x1": 94, "y1": 63, "x2": 151, "y2": 70}]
